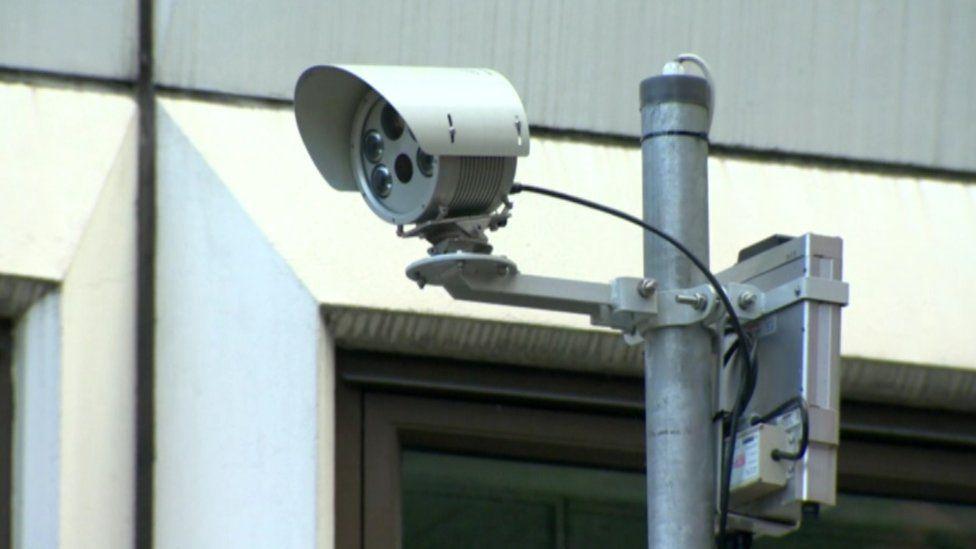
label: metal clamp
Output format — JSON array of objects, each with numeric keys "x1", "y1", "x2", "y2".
[
  {"x1": 582, "y1": 279, "x2": 722, "y2": 337},
  {"x1": 762, "y1": 277, "x2": 849, "y2": 314}
]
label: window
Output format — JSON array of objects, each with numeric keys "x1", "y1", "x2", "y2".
[
  {"x1": 753, "y1": 494, "x2": 976, "y2": 548},
  {"x1": 337, "y1": 350, "x2": 976, "y2": 548},
  {"x1": 402, "y1": 451, "x2": 645, "y2": 547}
]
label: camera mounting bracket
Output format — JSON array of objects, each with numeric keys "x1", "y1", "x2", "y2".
[
  {"x1": 404, "y1": 246, "x2": 847, "y2": 344},
  {"x1": 396, "y1": 200, "x2": 513, "y2": 255}
]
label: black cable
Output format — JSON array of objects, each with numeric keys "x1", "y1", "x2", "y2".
[
  {"x1": 511, "y1": 183, "x2": 754, "y2": 362},
  {"x1": 752, "y1": 396, "x2": 809, "y2": 462},
  {"x1": 723, "y1": 337, "x2": 741, "y2": 366},
  {"x1": 510, "y1": 182, "x2": 757, "y2": 546},
  {"x1": 719, "y1": 339, "x2": 756, "y2": 545},
  {"x1": 723, "y1": 336, "x2": 758, "y2": 416}
]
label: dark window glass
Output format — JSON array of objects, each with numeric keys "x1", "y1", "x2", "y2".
[
  {"x1": 402, "y1": 450, "x2": 976, "y2": 549},
  {"x1": 754, "y1": 494, "x2": 976, "y2": 549},
  {"x1": 402, "y1": 450, "x2": 645, "y2": 548}
]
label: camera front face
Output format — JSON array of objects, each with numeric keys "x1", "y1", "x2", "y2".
[
  {"x1": 294, "y1": 65, "x2": 527, "y2": 226},
  {"x1": 351, "y1": 92, "x2": 516, "y2": 226},
  {"x1": 351, "y1": 92, "x2": 443, "y2": 225}
]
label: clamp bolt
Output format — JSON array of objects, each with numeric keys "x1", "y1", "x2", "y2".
[
  {"x1": 637, "y1": 278, "x2": 658, "y2": 298},
  {"x1": 738, "y1": 291, "x2": 756, "y2": 310},
  {"x1": 675, "y1": 292, "x2": 707, "y2": 310}
]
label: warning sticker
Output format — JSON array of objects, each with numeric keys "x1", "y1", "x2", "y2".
[{"x1": 730, "y1": 433, "x2": 759, "y2": 489}]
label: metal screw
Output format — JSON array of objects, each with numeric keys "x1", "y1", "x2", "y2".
[
  {"x1": 637, "y1": 278, "x2": 658, "y2": 298},
  {"x1": 738, "y1": 291, "x2": 756, "y2": 310},
  {"x1": 675, "y1": 292, "x2": 707, "y2": 310}
]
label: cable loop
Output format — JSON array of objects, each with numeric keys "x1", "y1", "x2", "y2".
[{"x1": 673, "y1": 53, "x2": 715, "y2": 127}]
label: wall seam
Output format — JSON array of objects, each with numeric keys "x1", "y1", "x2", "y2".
[{"x1": 135, "y1": 0, "x2": 155, "y2": 546}]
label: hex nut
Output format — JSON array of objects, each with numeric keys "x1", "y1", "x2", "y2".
[{"x1": 638, "y1": 278, "x2": 658, "y2": 298}]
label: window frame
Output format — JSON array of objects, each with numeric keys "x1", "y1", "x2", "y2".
[{"x1": 336, "y1": 349, "x2": 976, "y2": 548}]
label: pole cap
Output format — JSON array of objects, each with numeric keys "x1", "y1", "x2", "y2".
[{"x1": 639, "y1": 74, "x2": 711, "y2": 110}]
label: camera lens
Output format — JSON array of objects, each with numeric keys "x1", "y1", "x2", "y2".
[
  {"x1": 370, "y1": 164, "x2": 393, "y2": 198},
  {"x1": 362, "y1": 130, "x2": 383, "y2": 163},
  {"x1": 380, "y1": 103, "x2": 405, "y2": 140},
  {"x1": 394, "y1": 154, "x2": 413, "y2": 183},
  {"x1": 416, "y1": 148, "x2": 436, "y2": 176}
]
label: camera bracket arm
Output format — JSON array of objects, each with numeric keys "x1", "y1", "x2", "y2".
[{"x1": 405, "y1": 252, "x2": 848, "y2": 342}]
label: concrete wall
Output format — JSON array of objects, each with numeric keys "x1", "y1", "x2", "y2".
[
  {"x1": 161, "y1": 94, "x2": 976, "y2": 371},
  {"x1": 58, "y1": 116, "x2": 138, "y2": 549},
  {"x1": 155, "y1": 0, "x2": 976, "y2": 172},
  {"x1": 0, "y1": 81, "x2": 136, "y2": 280},
  {"x1": 155, "y1": 109, "x2": 332, "y2": 548},
  {"x1": 6, "y1": 0, "x2": 974, "y2": 171},
  {"x1": 0, "y1": 80, "x2": 138, "y2": 548},
  {"x1": 0, "y1": 0, "x2": 136, "y2": 79}
]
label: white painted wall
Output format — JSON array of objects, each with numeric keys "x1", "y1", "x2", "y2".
[
  {"x1": 160, "y1": 95, "x2": 976, "y2": 371},
  {"x1": 0, "y1": 81, "x2": 136, "y2": 281},
  {"x1": 156, "y1": 108, "x2": 331, "y2": 548},
  {"x1": 58, "y1": 116, "x2": 138, "y2": 549},
  {"x1": 0, "y1": 80, "x2": 138, "y2": 548}
]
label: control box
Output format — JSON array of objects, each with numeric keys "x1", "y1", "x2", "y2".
[
  {"x1": 730, "y1": 422, "x2": 789, "y2": 503},
  {"x1": 718, "y1": 234, "x2": 845, "y2": 535}
]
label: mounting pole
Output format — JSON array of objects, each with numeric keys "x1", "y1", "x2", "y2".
[{"x1": 640, "y1": 65, "x2": 716, "y2": 548}]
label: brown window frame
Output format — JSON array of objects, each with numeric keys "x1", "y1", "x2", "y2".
[{"x1": 336, "y1": 349, "x2": 976, "y2": 548}]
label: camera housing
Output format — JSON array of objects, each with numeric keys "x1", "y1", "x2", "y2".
[{"x1": 294, "y1": 65, "x2": 530, "y2": 228}]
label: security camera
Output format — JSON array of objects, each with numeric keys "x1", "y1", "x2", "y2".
[{"x1": 294, "y1": 65, "x2": 530, "y2": 252}]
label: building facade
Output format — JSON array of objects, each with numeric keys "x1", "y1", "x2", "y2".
[{"x1": 1, "y1": 1, "x2": 976, "y2": 547}]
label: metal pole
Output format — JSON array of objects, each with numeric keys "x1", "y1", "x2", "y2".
[{"x1": 640, "y1": 67, "x2": 715, "y2": 548}]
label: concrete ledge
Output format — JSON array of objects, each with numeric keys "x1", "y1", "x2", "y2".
[
  {"x1": 326, "y1": 306, "x2": 976, "y2": 413},
  {"x1": 324, "y1": 305, "x2": 640, "y2": 376}
]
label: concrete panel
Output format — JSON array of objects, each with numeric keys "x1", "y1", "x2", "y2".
[
  {"x1": 2, "y1": 80, "x2": 138, "y2": 549},
  {"x1": 12, "y1": 292, "x2": 61, "y2": 549},
  {"x1": 0, "y1": 81, "x2": 136, "y2": 281},
  {"x1": 159, "y1": 95, "x2": 976, "y2": 371},
  {"x1": 156, "y1": 109, "x2": 327, "y2": 547},
  {"x1": 155, "y1": 0, "x2": 976, "y2": 172},
  {"x1": 58, "y1": 116, "x2": 138, "y2": 549},
  {"x1": 0, "y1": 0, "x2": 137, "y2": 79}
]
